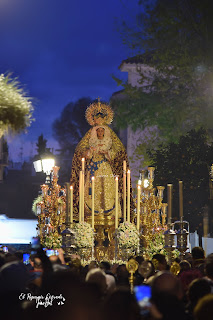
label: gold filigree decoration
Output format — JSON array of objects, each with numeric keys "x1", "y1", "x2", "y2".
[
  {"x1": 85, "y1": 101, "x2": 114, "y2": 126},
  {"x1": 170, "y1": 261, "x2": 181, "y2": 276}
]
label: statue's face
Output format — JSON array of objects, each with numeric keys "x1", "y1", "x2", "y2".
[{"x1": 96, "y1": 127, "x2": 105, "y2": 140}]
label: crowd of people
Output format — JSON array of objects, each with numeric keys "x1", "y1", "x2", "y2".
[{"x1": 0, "y1": 245, "x2": 213, "y2": 320}]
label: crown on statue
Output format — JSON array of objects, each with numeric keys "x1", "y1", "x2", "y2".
[{"x1": 85, "y1": 100, "x2": 114, "y2": 126}]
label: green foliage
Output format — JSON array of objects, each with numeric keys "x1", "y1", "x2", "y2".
[
  {"x1": 147, "y1": 128, "x2": 213, "y2": 233},
  {"x1": 52, "y1": 97, "x2": 92, "y2": 154},
  {"x1": 52, "y1": 97, "x2": 93, "y2": 181},
  {"x1": 0, "y1": 74, "x2": 33, "y2": 133},
  {"x1": 143, "y1": 231, "x2": 179, "y2": 260},
  {"x1": 113, "y1": 0, "x2": 213, "y2": 144}
]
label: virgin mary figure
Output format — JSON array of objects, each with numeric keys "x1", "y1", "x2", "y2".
[{"x1": 70, "y1": 101, "x2": 134, "y2": 223}]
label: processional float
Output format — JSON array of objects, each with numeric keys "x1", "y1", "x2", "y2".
[{"x1": 35, "y1": 101, "x2": 189, "y2": 262}]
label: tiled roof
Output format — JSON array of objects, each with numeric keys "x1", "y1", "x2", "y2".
[{"x1": 119, "y1": 51, "x2": 155, "y2": 68}]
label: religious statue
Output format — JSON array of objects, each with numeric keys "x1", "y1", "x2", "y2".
[{"x1": 70, "y1": 101, "x2": 134, "y2": 230}]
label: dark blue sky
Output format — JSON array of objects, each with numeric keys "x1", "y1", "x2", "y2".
[{"x1": 0, "y1": 0, "x2": 139, "y2": 161}]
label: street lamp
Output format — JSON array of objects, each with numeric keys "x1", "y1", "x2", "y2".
[{"x1": 33, "y1": 153, "x2": 55, "y2": 184}]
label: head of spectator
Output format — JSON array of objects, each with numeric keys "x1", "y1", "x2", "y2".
[
  {"x1": 152, "y1": 253, "x2": 168, "y2": 271},
  {"x1": 30, "y1": 254, "x2": 43, "y2": 272},
  {"x1": 192, "y1": 247, "x2": 205, "y2": 274},
  {"x1": 14, "y1": 251, "x2": 24, "y2": 262},
  {"x1": 205, "y1": 253, "x2": 213, "y2": 281},
  {"x1": 0, "y1": 260, "x2": 29, "y2": 294},
  {"x1": 67, "y1": 257, "x2": 82, "y2": 275},
  {"x1": 179, "y1": 260, "x2": 191, "y2": 273},
  {"x1": 25, "y1": 270, "x2": 102, "y2": 320},
  {"x1": 116, "y1": 264, "x2": 129, "y2": 288},
  {"x1": 88, "y1": 260, "x2": 99, "y2": 270},
  {"x1": 100, "y1": 261, "x2": 111, "y2": 272},
  {"x1": 152, "y1": 271, "x2": 183, "y2": 300},
  {"x1": 135, "y1": 255, "x2": 144, "y2": 266},
  {"x1": 86, "y1": 267, "x2": 107, "y2": 296},
  {"x1": 187, "y1": 278, "x2": 211, "y2": 313},
  {"x1": 194, "y1": 294, "x2": 213, "y2": 320},
  {"x1": 103, "y1": 288, "x2": 141, "y2": 320},
  {"x1": 150, "y1": 271, "x2": 186, "y2": 320}
]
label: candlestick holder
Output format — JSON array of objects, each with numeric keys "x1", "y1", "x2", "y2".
[
  {"x1": 61, "y1": 225, "x2": 76, "y2": 257},
  {"x1": 164, "y1": 224, "x2": 176, "y2": 264},
  {"x1": 174, "y1": 217, "x2": 189, "y2": 260}
]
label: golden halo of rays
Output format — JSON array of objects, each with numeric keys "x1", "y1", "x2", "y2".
[{"x1": 85, "y1": 101, "x2": 114, "y2": 126}]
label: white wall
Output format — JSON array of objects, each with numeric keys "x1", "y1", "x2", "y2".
[
  {"x1": 0, "y1": 214, "x2": 37, "y2": 244},
  {"x1": 202, "y1": 237, "x2": 213, "y2": 256}
]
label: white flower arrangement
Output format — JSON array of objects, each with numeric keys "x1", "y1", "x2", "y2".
[
  {"x1": 32, "y1": 195, "x2": 43, "y2": 215},
  {"x1": 41, "y1": 233, "x2": 62, "y2": 249},
  {"x1": 117, "y1": 222, "x2": 139, "y2": 250},
  {"x1": 74, "y1": 222, "x2": 94, "y2": 248},
  {"x1": 32, "y1": 195, "x2": 64, "y2": 215}
]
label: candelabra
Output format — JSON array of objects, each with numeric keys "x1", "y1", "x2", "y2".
[
  {"x1": 36, "y1": 166, "x2": 66, "y2": 249},
  {"x1": 139, "y1": 167, "x2": 168, "y2": 253},
  {"x1": 174, "y1": 218, "x2": 189, "y2": 259}
]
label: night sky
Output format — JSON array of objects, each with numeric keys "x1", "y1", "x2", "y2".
[{"x1": 0, "y1": 0, "x2": 138, "y2": 161}]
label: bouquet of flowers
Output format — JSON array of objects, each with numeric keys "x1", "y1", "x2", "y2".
[
  {"x1": 117, "y1": 222, "x2": 139, "y2": 250},
  {"x1": 41, "y1": 233, "x2": 62, "y2": 249},
  {"x1": 74, "y1": 222, "x2": 94, "y2": 248},
  {"x1": 32, "y1": 195, "x2": 43, "y2": 215}
]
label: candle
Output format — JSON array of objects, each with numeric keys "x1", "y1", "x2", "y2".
[
  {"x1": 127, "y1": 169, "x2": 130, "y2": 222},
  {"x1": 79, "y1": 171, "x2": 82, "y2": 222},
  {"x1": 82, "y1": 158, "x2": 85, "y2": 171},
  {"x1": 82, "y1": 158, "x2": 85, "y2": 222},
  {"x1": 70, "y1": 185, "x2": 73, "y2": 225},
  {"x1": 92, "y1": 176, "x2": 95, "y2": 229},
  {"x1": 115, "y1": 176, "x2": 118, "y2": 229},
  {"x1": 123, "y1": 161, "x2": 127, "y2": 222},
  {"x1": 65, "y1": 182, "x2": 70, "y2": 224},
  {"x1": 179, "y1": 181, "x2": 183, "y2": 219},
  {"x1": 137, "y1": 185, "x2": 141, "y2": 231},
  {"x1": 167, "y1": 184, "x2": 173, "y2": 224}
]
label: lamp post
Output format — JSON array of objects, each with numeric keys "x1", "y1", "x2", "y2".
[{"x1": 33, "y1": 152, "x2": 55, "y2": 184}]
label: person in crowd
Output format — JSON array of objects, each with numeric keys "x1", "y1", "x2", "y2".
[
  {"x1": 103, "y1": 288, "x2": 141, "y2": 320},
  {"x1": 0, "y1": 258, "x2": 30, "y2": 318},
  {"x1": 194, "y1": 294, "x2": 213, "y2": 320},
  {"x1": 191, "y1": 246, "x2": 205, "y2": 275},
  {"x1": 186, "y1": 278, "x2": 211, "y2": 319},
  {"x1": 85, "y1": 267, "x2": 107, "y2": 297},
  {"x1": 152, "y1": 254, "x2": 168, "y2": 272},
  {"x1": 204, "y1": 253, "x2": 213, "y2": 285},
  {"x1": 115, "y1": 264, "x2": 130, "y2": 288},
  {"x1": 150, "y1": 271, "x2": 187, "y2": 320},
  {"x1": 179, "y1": 260, "x2": 191, "y2": 273}
]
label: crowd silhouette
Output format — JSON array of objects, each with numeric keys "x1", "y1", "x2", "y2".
[{"x1": 0, "y1": 245, "x2": 213, "y2": 320}]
